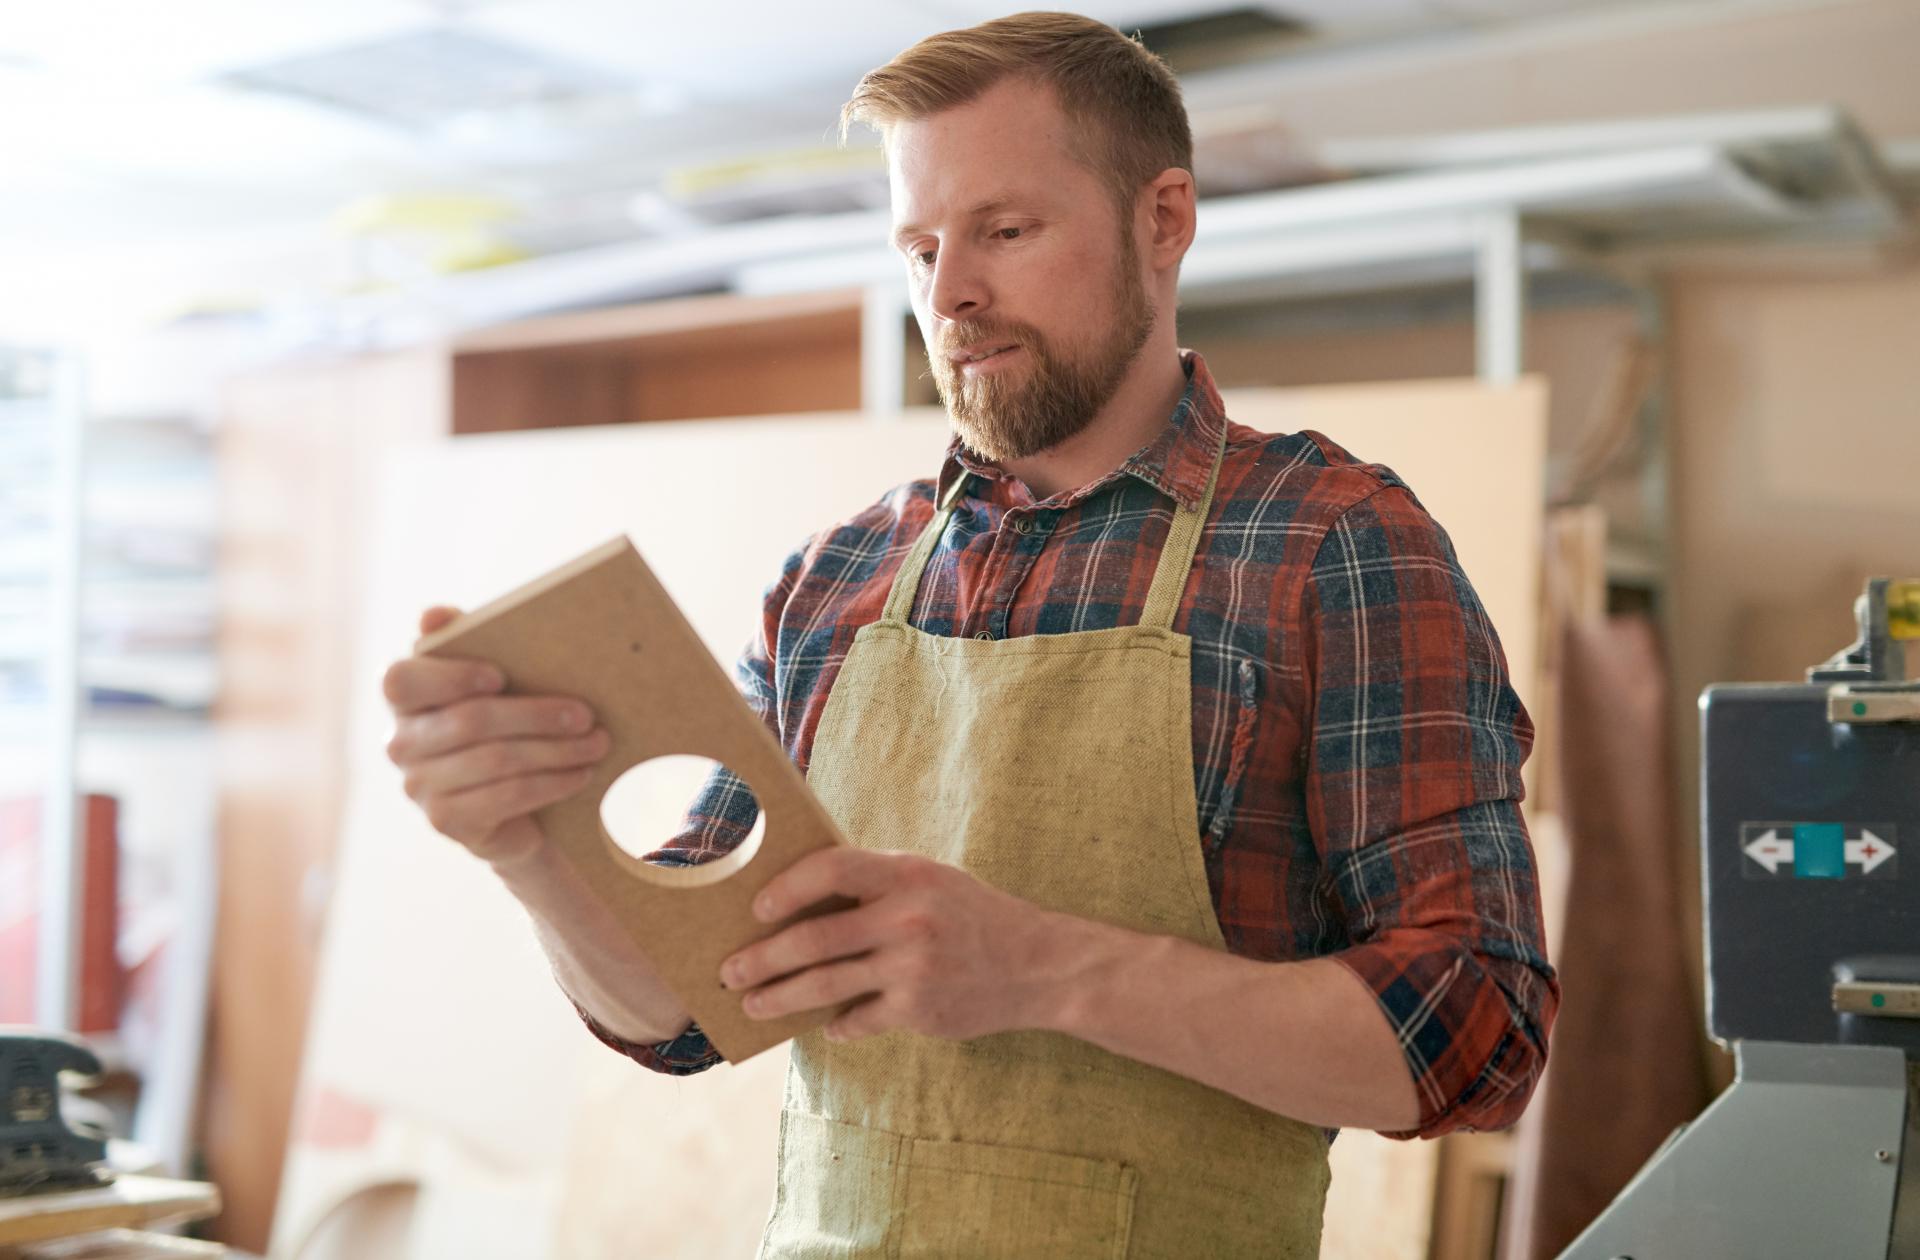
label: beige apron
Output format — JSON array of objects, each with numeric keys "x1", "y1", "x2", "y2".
[{"x1": 759, "y1": 422, "x2": 1330, "y2": 1259}]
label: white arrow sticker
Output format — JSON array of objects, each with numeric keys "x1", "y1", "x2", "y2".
[
  {"x1": 1847, "y1": 829, "x2": 1897, "y2": 875},
  {"x1": 1743, "y1": 828, "x2": 1793, "y2": 875},
  {"x1": 1740, "y1": 822, "x2": 1899, "y2": 879}
]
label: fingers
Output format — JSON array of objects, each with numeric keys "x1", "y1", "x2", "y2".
[
  {"x1": 419, "y1": 605, "x2": 462, "y2": 635},
  {"x1": 739, "y1": 953, "x2": 884, "y2": 1023},
  {"x1": 388, "y1": 694, "x2": 597, "y2": 763},
  {"x1": 752, "y1": 847, "x2": 917, "y2": 923},
  {"x1": 425, "y1": 767, "x2": 599, "y2": 845},
  {"x1": 402, "y1": 729, "x2": 610, "y2": 802},
  {"x1": 723, "y1": 899, "x2": 891, "y2": 992},
  {"x1": 384, "y1": 653, "x2": 503, "y2": 717}
]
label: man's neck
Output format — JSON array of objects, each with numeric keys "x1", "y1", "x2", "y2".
[{"x1": 1000, "y1": 343, "x2": 1189, "y2": 502}]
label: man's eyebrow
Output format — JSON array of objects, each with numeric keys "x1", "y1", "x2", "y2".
[{"x1": 891, "y1": 196, "x2": 1021, "y2": 249}]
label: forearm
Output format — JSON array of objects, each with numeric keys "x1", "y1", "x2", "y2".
[
  {"x1": 491, "y1": 840, "x2": 693, "y2": 1045},
  {"x1": 1031, "y1": 911, "x2": 1421, "y2": 1133}
]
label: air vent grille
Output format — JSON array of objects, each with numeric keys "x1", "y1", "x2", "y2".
[{"x1": 224, "y1": 26, "x2": 630, "y2": 131}]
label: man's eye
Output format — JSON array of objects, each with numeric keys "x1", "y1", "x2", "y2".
[
  {"x1": 914, "y1": 250, "x2": 936, "y2": 266},
  {"x1": 996, "y1": 227, "x2": 1022, "y2": 240}
]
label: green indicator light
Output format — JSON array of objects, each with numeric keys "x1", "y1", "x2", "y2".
[
  {"x1": 1873, "y1": 993, "x2": 1887, "y2": 1008},
  {"x1": 1853, "y1": 701, "x2": 1869, "y2": 717}
]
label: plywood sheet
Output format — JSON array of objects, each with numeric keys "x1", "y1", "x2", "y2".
[
  {"x1": 1220, "y1": 379, "x2": 1547, "y2": 1260},
  {"x1": 1221, "y1": 378, "x2": 1547, "y2": 728},
  {"x1": 287, "y1": 378, "x2": 1547, "y2": 1259},
  {"x1": 277, "y1": 413, "x2": 951, "y2": 1260}
]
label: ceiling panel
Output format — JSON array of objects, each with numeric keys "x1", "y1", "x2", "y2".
[{"x1": 467, "y1": 0, "x2": 968, "y2": 101}]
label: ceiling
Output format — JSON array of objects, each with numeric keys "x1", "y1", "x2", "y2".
[
  {"x1": 0, "y1": 1, "x2": 1667, "y2": 248},
  {"x1": 0, "y1": 0, "x2": 1884, "y2": 338}
]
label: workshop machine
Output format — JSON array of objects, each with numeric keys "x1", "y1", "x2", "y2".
[
  {"x1": 0, "y1": 1029, "x2": 225, "y2": 1252},
  {"x1": 0, "y1": 1028, "x2": 110, "y2": 1197},
  {"x1": 1561, "y1": 578, "x2": 1920, "y2": 1259}
]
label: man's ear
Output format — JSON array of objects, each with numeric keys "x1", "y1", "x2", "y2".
[{"x1": 1143, "y1": 168, "x2": 1197, "y2": 271}]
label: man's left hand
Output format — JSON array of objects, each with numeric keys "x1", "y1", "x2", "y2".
[{"x1": 719, "y1": 848, "x2": 1066, "y2": 1043}]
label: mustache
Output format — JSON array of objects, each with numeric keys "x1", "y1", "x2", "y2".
[{"x1": 935, "y1": 321, "x2": 1039, "y2": 363}]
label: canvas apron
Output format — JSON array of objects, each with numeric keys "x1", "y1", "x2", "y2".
[{"x1": 758, "y1": 423, "x2": 1331, "y2": 1259}]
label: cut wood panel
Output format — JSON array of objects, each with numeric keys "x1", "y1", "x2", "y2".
[{"x1": 414, "y1": 538, "x2": 860, "y2": 1063}]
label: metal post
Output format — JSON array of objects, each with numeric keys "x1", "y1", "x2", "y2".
[
  {"x1": 1475, "y1": 209, "x2": 1525, "y2": 384},
  {"x1": 861, "y1": 283, "x2": 908, "y2": 419},
  {"x1": 36, "y1": 352, "x2": 84, "y2": 1031}
]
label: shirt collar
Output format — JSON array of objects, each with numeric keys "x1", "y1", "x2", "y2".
[{"x1": 936, "y1": 349, "x2": 1226, "y2": 512}]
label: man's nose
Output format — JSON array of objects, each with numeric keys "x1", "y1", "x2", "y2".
[{"x1": 927, "y1": 247, "x2": 987, "y2": 324}]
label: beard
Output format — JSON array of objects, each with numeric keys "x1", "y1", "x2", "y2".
[{"x1": 931, "y1": 229, "x2": 1156, "y2": 464}]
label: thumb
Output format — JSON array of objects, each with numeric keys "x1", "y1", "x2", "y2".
[{"x1": 419, "y1": 605, "x2": 463, "y2": 635}]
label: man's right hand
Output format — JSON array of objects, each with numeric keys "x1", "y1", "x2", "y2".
[
  {"x1": 382, "y1": 605, "x2": 613, "y2": 867},
  {"x1": 379, "y1": 606, "x2": 695, "y2": 1048}
]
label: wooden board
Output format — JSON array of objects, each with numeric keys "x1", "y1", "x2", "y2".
[
  {"x1": 9, "y1": 1228, "x2": 227, "y2": 1258},
  {"x1": 281, "y1": 378, "x2": 1547, "y2": 1260},
  {"x1": 414, "y1": 537, "x2": 855, "y2": 1063},
  {"x1": 0, "y1": 1178, "x2": 219, "y2": 1248}
]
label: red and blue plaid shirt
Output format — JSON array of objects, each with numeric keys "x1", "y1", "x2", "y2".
[{"x1": 582, "y1": 350, "x2": 1557, "y2": 1140}]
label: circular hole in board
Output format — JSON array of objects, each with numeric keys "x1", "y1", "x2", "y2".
[{"x1": 599, "y1": 753, "x2": 768, "y2": 887}]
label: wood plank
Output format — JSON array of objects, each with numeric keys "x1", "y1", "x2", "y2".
[{"x1": 0, "y1": 1178, "x2": 218, "y2": 1248}]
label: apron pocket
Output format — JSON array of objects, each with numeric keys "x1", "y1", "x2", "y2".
[
  {"x1": 763, "y1": 1112, "x2": 1137, "y2": 1260},
  {"x1": 898, "y1": 1133, "x2": 1138, "y2": 1260}
]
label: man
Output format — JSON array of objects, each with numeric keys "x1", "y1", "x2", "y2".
[{"x1": 382, "y1": 12, "x2": 1557, "y2": 1255}]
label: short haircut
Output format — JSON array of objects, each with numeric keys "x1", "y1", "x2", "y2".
[{"x1": 840, "y1": 11, "x2": 1194, "y2": 221}]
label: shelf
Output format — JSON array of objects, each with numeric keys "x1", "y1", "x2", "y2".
[{"x1": 448, "y1": 287, "x2": 864, "y2": 433}]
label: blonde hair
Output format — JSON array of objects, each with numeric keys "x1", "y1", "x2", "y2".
[{"x1": 840, "y1": 11, "x2": 1193, "y2": 221}]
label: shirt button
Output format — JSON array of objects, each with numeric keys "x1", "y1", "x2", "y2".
[
  {"x1": 1011, "y1": 516, "x2": 1032, "y2": 535},
  {"x1": 974, "y1": 630, "x2": 994, "y2": 641}
]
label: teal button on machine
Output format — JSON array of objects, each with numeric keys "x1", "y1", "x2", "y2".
[{"x1": 1793, "y1": 822, "x2": 1846, "y2": 878}]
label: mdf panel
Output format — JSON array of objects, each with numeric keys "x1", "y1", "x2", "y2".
[
  {"x1": 275, "y1": 412, "x2": 954, "y2": 1260},
  {"x1": 281, "y1": 379, "x2": 1546, "y2": 1259}
]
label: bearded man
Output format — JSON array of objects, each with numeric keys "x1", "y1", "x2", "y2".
[{"x1": 382, "y1": 12, "x2": 1558, "y2": 1256}]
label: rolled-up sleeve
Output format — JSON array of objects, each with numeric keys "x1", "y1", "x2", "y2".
[
  {"x1": 1302, "y1": 484, "x2": 1559, "y2": 1139},
  {"x1": 568, "y1": 537, "x2": 813, "y2": 1076}
]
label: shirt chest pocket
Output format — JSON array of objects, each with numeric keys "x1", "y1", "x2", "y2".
[{"x1": 1203, "y1": 653, "x2": 1262, "y2": 858}]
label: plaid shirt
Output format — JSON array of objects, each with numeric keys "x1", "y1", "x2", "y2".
[{"x1": 580, "y1": 350, "x2": 1557, "y2": 1140}]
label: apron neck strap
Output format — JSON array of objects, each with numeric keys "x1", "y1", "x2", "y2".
[
  {"x1": 1139, "y1": 415, "x2": 1229, "y2": 632},
  {"x1": 880, "y1": 417, "x2": 1229, "y2": 630},
  {"x1": 881, "y1": 471, "x2": 970, "y2": 624}
]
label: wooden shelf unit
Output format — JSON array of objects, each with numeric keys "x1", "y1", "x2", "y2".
[{"x1": 449, "y1": 288, "x2": 867, "y2": 434}]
